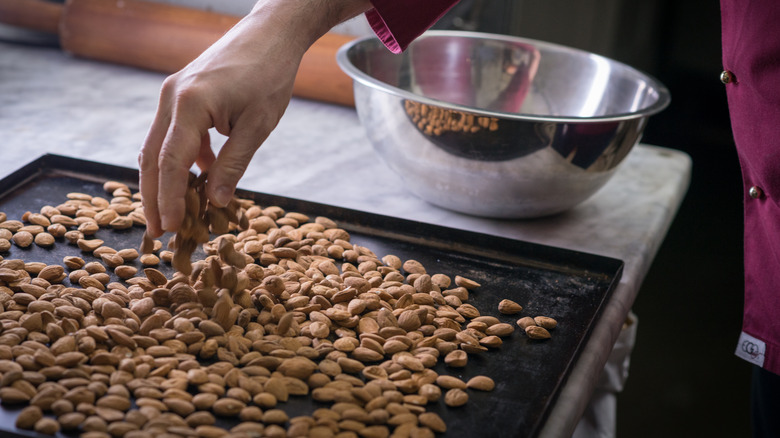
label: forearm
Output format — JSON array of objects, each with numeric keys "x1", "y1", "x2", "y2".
[{"x1": 247, "y1": 0, "x2": 373, "y2": 52}]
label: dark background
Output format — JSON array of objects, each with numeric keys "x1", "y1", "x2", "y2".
[{"x1": 437, "y1": 1, "x2": 749, "y2": 436}]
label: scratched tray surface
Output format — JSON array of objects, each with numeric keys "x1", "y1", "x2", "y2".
[{"x1": 0, "y1": 155, "x2": 622, "y2": 438}]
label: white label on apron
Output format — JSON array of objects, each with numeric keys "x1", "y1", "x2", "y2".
[{"x1": 735, "y1": 331, "x2": 766, "y2": 367}]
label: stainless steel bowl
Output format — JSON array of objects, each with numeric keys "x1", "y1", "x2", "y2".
[{"x1": 336, "y1": 30, "x2": 670, "y2": 218}]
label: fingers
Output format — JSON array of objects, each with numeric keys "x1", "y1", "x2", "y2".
[
  {"x1": 138, "y1": 111, "x2": 169, "y2": 238},
  {"x1": 195, "y1": 130, "x2": 216, "y2": 174},
  {"x1": 206, "y1": 122, "x2": 266, "y2": 208},
  {"x1": 157, "y1": 108, "x2": 209, "y2": 232}
]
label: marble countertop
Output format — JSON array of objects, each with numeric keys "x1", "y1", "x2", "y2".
[{"x1": 0, "y1": 42, "x2": 691, "y2": 437}]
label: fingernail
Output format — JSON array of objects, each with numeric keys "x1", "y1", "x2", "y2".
[
  {"x1": 160, "y1": 214, "x2": 173, "y2": 232},
  {"x1": 214, "y1": 185, "x2": 232, "y2": 207}
]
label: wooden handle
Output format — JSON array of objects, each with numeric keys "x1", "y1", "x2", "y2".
[
  {"x1": 0, "y1": 0, "x2": 62, "y2": 34},
  {"x1": 58, "y1": 0, "x2": 356, "y2": 106},
  {"x1": 294, "y1": 33, "x2": 356, "y2": 107},
  {"x1": 60, "y1": 0, "x2": 241, "y2": 73}
]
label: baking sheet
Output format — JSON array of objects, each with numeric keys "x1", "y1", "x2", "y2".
[{"x1": 0, "y1": 154, "x2": 623, "y2": 438}]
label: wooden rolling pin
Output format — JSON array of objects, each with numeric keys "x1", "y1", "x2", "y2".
[{"x1": 0, "y1": 0, "x2": 357, "y2": 106}]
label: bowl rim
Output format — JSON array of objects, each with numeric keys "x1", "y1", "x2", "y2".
[{"x1": 336, "y1": 30, "x2": 671, "y2": 123}]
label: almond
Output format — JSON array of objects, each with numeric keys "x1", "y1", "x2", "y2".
[
  {"x1": 534, "y1": 316, "x2": 558, "y2": 330},
  {"x1": 525, "y1": 325, "x2": 551, "y2": 340},
  {"x1": 498, "y1": 298, "x2": 523, "y2": 314},
  {"x1": 76, "y1": 238, "x2": 103, "y2": 252},
  {"x1": 466, "y1": 375, "x2": 496, "y2": 391},
  {"x1": 454, "y1": 275, "x2": 481, "y2": 289},
  {"x1": 443, "y1": 388, "x2": 468, "y2": 407},
  {"x1": 114, "y1": 265, "x2": 137, "y2": 280},
  {"x1": 15, "y1": 405, "x2": 43, "y2": 429},
  {"x1": 12, "y1": 231, "x2": 33, "y2": 248}
]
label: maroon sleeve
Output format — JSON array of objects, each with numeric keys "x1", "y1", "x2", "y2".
[{"x1": 366, "y1": 0, "x2": 460, "y2": 53}]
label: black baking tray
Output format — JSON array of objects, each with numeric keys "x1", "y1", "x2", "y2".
[{"x1": 0, "y1": 154, "x2": 623, "y2": 438}]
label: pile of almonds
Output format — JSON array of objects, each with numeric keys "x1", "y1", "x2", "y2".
[
  {"x1": 404, "y1": 101, "x2": 500, "y2": 137},
  {"x1": 0, "y1": 179, "x2": 557, "y2": 437}
]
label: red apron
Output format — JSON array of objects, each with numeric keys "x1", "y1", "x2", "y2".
[
  {"x1": 366, "y1": 0, "x2": 459, "y2": 53},
  {"x1": 722, "y1": 0, "x2": 780, "y2": 375}
]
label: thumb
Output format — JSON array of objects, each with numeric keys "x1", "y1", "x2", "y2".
[{"x1": 206, "y1": 127, "x2": 263, "y2": 207}]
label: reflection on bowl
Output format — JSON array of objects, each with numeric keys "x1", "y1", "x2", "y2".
[{"x1": 337, "y1": 31, "x2": 670, "y2": 218}]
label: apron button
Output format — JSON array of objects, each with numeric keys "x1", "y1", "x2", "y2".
[
  {"x1": 749, "y1": 186, "x2": 763, "y2": 199},
  {"x1": 720, "y1": 70, "x2": 735, "y2": 84}
]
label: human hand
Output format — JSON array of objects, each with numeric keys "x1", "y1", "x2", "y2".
[{"x1": 138, "y1": 0, "x2": 372, "y2": 237}]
